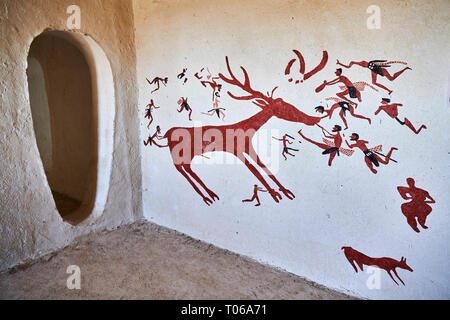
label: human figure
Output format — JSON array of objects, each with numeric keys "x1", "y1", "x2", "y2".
[
  {"x1": 337, "y1": 59, "x2": 411, "y2": 95},
  {"x1": 298, "y1": 125, "x2": 346, "y2": 166},
  {"x1": 272, "y1": 134, "x2": 299, "y2": 160},
  {"x1": 242, "y1": 184, "x2": 267, "y2": 206},
  {"x1": 345, "y1": 133, "x2": 397, "y2": 174},
  {"x1": 194, "y1": 67, "x2": 204, "y2": 79},
  {"x1": 143, "y1": 125, "x2": 167, "y2": 147},
  {"x1": 177, "y1": 97, "x2": 193, "y2": 121},
  {"x1": 177, "y1": 68, "x2": 188, "y2": 85},
  {"x1": 200, "y1": 68, "x2": 222, "y2": 101},
  {"x1": 201, "y1": 92, "x2": 226, "y2": 120},
  {"x1": 144, "y1": 99, "x2": 160, "y2": 128},
  {"x1": 397, "y1": 178, "x2": 435, "y2": 233},
  {"x1": 146, "y1": 76, "x2": 168, "y2": 94},
  {"x1": 316, "y1": 97, "x2": 371, "y2": 129},
  {"x1": 317, "y1": 68, "x2": 362, "y2": 107},
  {"x1": 375, "y1": 98, "x2": 426, "y2": 134}
]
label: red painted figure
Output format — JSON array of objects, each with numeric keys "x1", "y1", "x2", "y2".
[
  {"x1": 201, "y1": 92, "x2": 226, "y2": 120},
  {"x1": 298, "y1": 124, "x2": 345, "y2": 166},
  {"x1": 163, "y1": 57, "x2": 321, "y2": 206},
  {"x1": 242, "y1": 184, "x2": 267, "y2": 206},
  {"x1": 143, "y1": 125, "x2": 167, "y2": 147},
  {"x1": 177, "y1": 68, "x2": 188, "y2": 85},
  {"x1": 337, "y1": 59, "x2": 411, "y2": 95},
  {"x1": 200, "y1": 68, "x2": 222, "y2": 101},
  {"x1": 285, "y1": 50, "x2": 328, "y2": 83},
  {"x1": 342, "y1": 246, "x2": 413, "y2": 286},
  {"x1": 316, "y1": 97, "x2": 371, "y2": 130},
  {"x1": 177, "y1": 97, "x2": 193, "y2": 121},
  {"x1": 375, "y1": 98, "x2": 427, "y2": 134},
  {"x1": 272, "y1": 134, "x2": 299, "y2": 160},
  {"x1": 397, "y1": 178, "x2": 435, "y2": 233},
  {"x1": 345, "y1": 133, "x2": 397, "y2": 174},
  {"x1": 144, "y1": 99, "x2": 160, "y2": 128},
  {"x1": 316, "y1": 68, "x2": 362, "y2": 107},
  {"x1": 146, "y1": 76, "x2": 168, "y2": 94}
]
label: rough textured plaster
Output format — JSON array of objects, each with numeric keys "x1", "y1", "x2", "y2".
[
  {"x1": 0, "y1": 221, "x2": 358, "y2": 299},
  {"x1": 28, "y1": 33, "x2": 94, "y2": 202},
  {"x1": 0, "y1": 0, "x2": 142, "y2": 271}
]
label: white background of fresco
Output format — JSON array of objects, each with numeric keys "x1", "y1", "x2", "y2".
[{"x1": 134, "y1": 0, "x2": 450, "y2": 299}]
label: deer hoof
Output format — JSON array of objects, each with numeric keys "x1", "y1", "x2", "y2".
[
  {"x1": 280, "y1": 188, "x2": 295, "y2": 200},
  {"x1": 207, "y1": 190, "x2": 220, "y2": 201},
  {"x1": 203, "y1": 197, "x2": 213, "y2": 206},
  {"x1": 268, "y1": 189, "x2": 282, "y2": 203}
]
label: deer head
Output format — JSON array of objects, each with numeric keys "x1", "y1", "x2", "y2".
[
  {"x1": 399, "y1": 257, "x2": 413, "y2": 272},
  {"x1": 219, "y1": 56, "x2": 321, "y2": 126}
]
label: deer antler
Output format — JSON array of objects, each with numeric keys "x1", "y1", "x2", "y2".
[{"x1": 219, "y1": 56, "x2": 271, "y2": 108}]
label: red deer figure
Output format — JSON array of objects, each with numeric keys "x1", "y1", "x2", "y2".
[{"x1": 163, "y1": 57, "x2": 321, "y2": 206}]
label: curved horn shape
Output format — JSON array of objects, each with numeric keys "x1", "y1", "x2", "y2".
[
  {"x1": 304, "y1": 50, "x2": 328, "y2": 80},
  {"x1": 293, "y1": 49, "x2": 306, "y2": 74}
]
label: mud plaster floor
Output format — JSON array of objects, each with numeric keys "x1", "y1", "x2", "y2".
[{"x1": 0, "y1": 221, "x2": 356, "y2": 300}]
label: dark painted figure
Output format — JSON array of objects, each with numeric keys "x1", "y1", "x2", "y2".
[
  {"x1": 342, "y1": 246, "x2": 413, "y2": 286},
  {"x1": 397, "y1": 178, "x2": 435, "y2": 233}
]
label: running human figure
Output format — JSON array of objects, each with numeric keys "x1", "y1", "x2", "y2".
[
  {"x1": 336, "y1": 59, "x2": 411, "y2": 95},
  {"x1": 143, "y1": 125, "x2": 167, "y2": 147},
  {"x1": 144, "y1": 99, "x2": 160, "y2": 128},
  {"x1": 242, "y1": 184, "x2": 267, "y2": 207},
  {"x1": 272, "y1": 134, "x2": 299, "y2": 160},
  {"x1": 298, "y1": 124, "x2": 352, "y2": 166},
  {"x1": 201, "y1": 92, "x2": 226, "y2": 120},
  {"x1": 177, "y1": 68, "x2": 188, "y2": 85},
  {"x1": 345, "y1": 133, "x2": 397, "y2": 174},
  {"x1": 397, "y1": 178, "x2": 435, "y2": 233},
  {"x1": 315, "y1": 68, "x2": 362, "y2": 107},
  {"x1": 316, "y1": 97, "x2": 372, "y2": 129},
  {"x1": 146, "y1": 76, "x2": 168, "y2": 94},
  {"x1": 375, "y1": 98, "x2": 427, "y2": 134},
  {"x1": 177, "y1": 97, "x2": 193, "y2": 121}
]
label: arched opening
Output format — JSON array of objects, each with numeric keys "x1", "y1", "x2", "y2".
[{"x1": 26, "y1": 31, "x2": 115, "y2": 225}]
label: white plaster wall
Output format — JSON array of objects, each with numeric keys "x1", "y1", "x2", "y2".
[
  {"x1": 26, "y1": 57, "x2": 53, "y2": 171},
  {"x1": 0, "y1": 0, "x2": 142, "y2": 270},
  {"x1": 134, "y1": 0, "x2": 450, "y2": 299}
]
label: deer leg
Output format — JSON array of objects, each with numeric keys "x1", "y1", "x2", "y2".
[
  {"x1": 174, "y1": 164, "x2": 213, "y2": 206},
  {"x1": 248, "y1": 150, "x2": 295, "y2": 200},
  {"x1": 348, "y1": 259, "x2": 359, "y2": 273},
  {"x1": 183, "y1": 164, "x2": 219, "y2": 202},
  {"x1": 386, "y1": 270, "x2": 399, "y2": 286},
  {"x1": 238, "y1": 155, "x2": 282, "y2": 203},
  {"x1": 392, "y1": 269, "x2": 405, "y2": 286}
]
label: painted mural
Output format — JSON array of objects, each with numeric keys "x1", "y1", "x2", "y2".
[
  {"x1": 342, "y1": 246, "x2": 413, "y2": 286},
  {"x1": 398, "y1": 178, "x2": 435, "y2": 233},
  {"x1": 142, "y1": 49, "x2": 435, "y2": 287}
]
